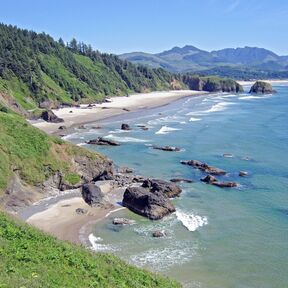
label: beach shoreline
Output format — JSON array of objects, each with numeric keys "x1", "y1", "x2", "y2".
[{"x1": 31, "y1": 90, "x2": 206, "y2": 135}]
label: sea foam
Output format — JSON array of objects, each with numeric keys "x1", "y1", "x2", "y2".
[
  {"x1": 105, "y1": 134, "x2": 149, "y2": 143},
  {"x1": 88, "y1": 234, "x2": 115, "y2": 251},
  {"x1": 155, "y1": 126, "x2": 181, "y2": 135},
  {"x1": 176, "y1": 210, "x2": 208, "y2": 231}
]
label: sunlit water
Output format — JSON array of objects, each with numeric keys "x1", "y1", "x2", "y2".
[{"x1": 66, "y1": 84, "x2": 288, "y2": 288}]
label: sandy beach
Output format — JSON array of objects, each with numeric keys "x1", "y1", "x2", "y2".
[{"x1": 31, "y1": 90, "x2": 205, "y2": 134}]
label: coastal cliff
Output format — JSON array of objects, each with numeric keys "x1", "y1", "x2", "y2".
[
  {"x1": 0, "y1": 110, "x2": 113, "y2": 212},
  {"x1": 182, "y1": 75, "x2": 244, "y2": 93}
]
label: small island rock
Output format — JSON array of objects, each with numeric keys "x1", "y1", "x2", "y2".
[{"x1": 249, "y1": 81, "x2": 275, "y2": 94}]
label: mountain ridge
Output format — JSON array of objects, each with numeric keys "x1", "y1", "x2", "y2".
[{"x1": 119, "y1": 45, "x2": 288, "y2": 78}]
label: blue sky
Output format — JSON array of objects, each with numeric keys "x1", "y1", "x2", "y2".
[{"x1": 1, "y1": 0, "x2": 288, "y2": 55}]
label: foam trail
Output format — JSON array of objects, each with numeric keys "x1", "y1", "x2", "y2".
[
  {"x1": 189, "y1": 117, "x2": 202, "y2": 122},
  {"x1": 105, "y1": 134, "x2": 149, "y2": 143},
  {"x1": 176, "y1": 210, "x2": 208, "y2": 231},
  {"x1": 155, "y1": 126, "x2": 181, "y2": 135}
]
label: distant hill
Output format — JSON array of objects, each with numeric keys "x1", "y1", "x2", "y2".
[
  {"x1": 119, "y1": 45, "x2": 288, "y2": 79},
  {"x1": 0, "y1": 23, "x2": 180, "y2": 112}
]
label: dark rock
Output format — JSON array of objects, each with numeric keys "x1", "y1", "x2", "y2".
[
  {"x1": 249, "y1": 81, "x2": 275, "y2": 94},
  {"x1": 152, "y1": 145, "x2": 181, "y2": 152},
  {"x1": 112, "y1": 218, "x2": 136, "y2": 225},
  {"x1": 152, "y1": 230, "x2": 166, "y2": 238},
  {"x1": 212, "y1": 181, "x2": 238, "y2": 188},
  {"x1": 69, "y1": 110, "x2": 73, "y2": 113},
  {"x1": 87, "y1": 137, "x2": 120, "y2": 146},
  {"x1": 121, "y1": 123, "x2": 131, "y2": 130},
  {"x1": 141, "y1": 127, "x2": 149, "y2": 131},
  {"x1": 142, "y1": 178, "x2": 182, "y2": 198},
  {"x1": 181, "y1": 160, "x2": 226, "y2": 175},
  {"x1": 91, "y1": 126, "x2": 102, "y2": 129},
  {"x1": 239, "y1": 171, "x2": 248, "y2": 177},
  {"x1": 118, "y1": 167, "x2": 133, "y2": 174},
  {"x1": 122, "y1": 186, "x2": 175, "y2": 220},
  {"x1": 170, "y1": 178, "x2": 193, "y2": 183},
  {"x1": 201, "y1": 175, "x2": 218, "y2": 184},
  {"x1": 78, "y1": 125, "x2": 85, "y2": 129},
  {"x1": 58, "y1": 125, "x2": 66, "y2": 130},
  {"x1": 87, "y1": 104, "x2": 96, "y2": 108},
  {"x1": 123, "y1": 108, "x2": 130, "y2": 112},
  {"x1": 93, "y1": 170, "x2": 114, "y2": 181},
  {"x1": 81, "y1": 183, "x2": 104, "y2": 206},
  {"x1": 41, "y1": 110, "x2": 64, "y2": 123},
  {"x1": 132, "y1": 175, "x2": 145, "y2": 183},
  {"x1": 75, "y1": 208, "x2": 88, "y2": 214}
]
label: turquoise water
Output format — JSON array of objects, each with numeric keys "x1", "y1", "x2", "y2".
[{"x1": 67, "y1": 84, "x2": 288, "y2": 288}]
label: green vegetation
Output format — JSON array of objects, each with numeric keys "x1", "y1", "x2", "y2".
[
  {"x1": 249, "y1": 81, "x2": 274, "y2": 94},
  {"x1": 0, "y1": 213, "x2": 180, "y2": 288},
  {"x1": 182, "y1": 75, "x2": 243, "y2": 93},
  {"x1": 0, "y1": 23, "x2": 178, "y2": 110},
  {"x1": 64, "y1": 173, "x2": 81, "y2": 186},
  {"x1": 0, "y1": 110, "x2": 102, "y2": 195}
]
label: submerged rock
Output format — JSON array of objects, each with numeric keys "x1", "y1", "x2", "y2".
[
  {"x1": 86, "y1": 137, "x2": 120, "y2": 146},
  {"x1": 121, "y1": 123, "x2": 131, "y2": 130},
  {"x1": 41, "y1": 110, "x2": 64, "y2": 123},
  {"x1": 142, "y1": 178, "x2": 182, "y2": 198},
  {"x1": 152, "y1": 230, "x2": 166, "y2": 238},
  {"x1": 212, "y1": 181, "x2": 238, "y2": 188},
  {"x1": 112, "y1": 218, "x2": 136, "y2": 225},
  {"x1": 181, "y1": 160, "x2": 226, "y2": 175},
  {"x1": 58, "y1": 125, "x2": 66, "y2": 130},
  {"x1": 170, "y1": 178, "x2": 193, "y2": 183},
  {"x1": 152, "y1": 145, "x2": 181, "y2": 152},
  {"x1": 239, "y1": 171, "x2": 248, "y2": 177},
  {"x1": 122, "y1": 186, "x2": 175, "y2": 220},
  {"x1": 249, "y1": 81, "x2": 275, "y2": 94}
]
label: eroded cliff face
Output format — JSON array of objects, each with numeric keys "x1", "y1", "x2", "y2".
[
  {"x1": 0, "y1": 111, "x2": 114, "y2": 212},
  {"x1": 1, "y1": 150, "x2": 114, "y2": 212}
]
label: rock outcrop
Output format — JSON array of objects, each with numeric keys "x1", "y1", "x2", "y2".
[
  {"x1": 81, "y1": 183, "x2": 104, "y2": 206},
  {"x1": 86, "y1": 137, "x2": 120, "y2": 146},
  {"x1": 181, "y1": 160, "x2": 226, "y2": 175},
  {"x1": 249, "y1": 81, "x2": 275, "y2": 94},
  {"x1": 121, "y1": 123, "x2": 131, "y2": 130},
  {"x1": 112, "y1": 218, "x2": 136, "y2": 225},
  {"x1": 41, "y1": 110, "x2": 64, "y2": 123},
  {"x1": 142, "y1": 178, "x2": 182, "y2": 198},
  {"x1": 122, "y1": 186, "x2": 175, "y2": 220},
  {"x1": 152, "y1": 145, "x2": 181, "y2": 152}
]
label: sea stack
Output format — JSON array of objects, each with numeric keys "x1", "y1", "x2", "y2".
[{"x1": 249, "y1": 81, "x2": 275, "y2": 94}]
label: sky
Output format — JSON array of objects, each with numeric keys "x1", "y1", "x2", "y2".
[{"x1": 1, "y1": 0, "x2": 288, "y2": 55}]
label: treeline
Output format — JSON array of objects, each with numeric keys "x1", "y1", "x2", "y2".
[{"x1": 0, "y1": 23, "x2": 179, "y2": 105}]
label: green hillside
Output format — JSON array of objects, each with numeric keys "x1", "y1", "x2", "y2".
[
  {"x1": 0, "y1": 23, "x2": 179, "y2": 111},
  {"x1": 0, "y1": 212, "x2": 179, "y2": 288}
]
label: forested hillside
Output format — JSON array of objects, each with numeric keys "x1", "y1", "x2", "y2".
[{"x1": 0, "y1": 23, "x2": 181, "y2": 111}]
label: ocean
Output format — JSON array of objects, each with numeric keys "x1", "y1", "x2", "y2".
[{"x1": 65, "y1": 83, "x2": 288, "y2": 288}]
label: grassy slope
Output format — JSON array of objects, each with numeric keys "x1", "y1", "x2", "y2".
[
  {"x1": 0, "y1": 213, "x2": 179, "y2": 288},
  {"x1": 0, "y1": 110, "x2": 104, "y2": 194}
]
